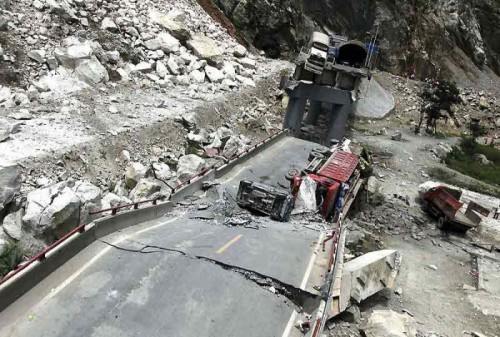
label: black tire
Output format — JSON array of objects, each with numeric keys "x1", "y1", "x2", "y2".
[
  {"x1": 312, "y1": 146, "x2": 330, "y2": 155},
  {"x1": 308, "y1": 151, "x2": 325, "y2": 162},
  {"x1": 285, "y1": 168, "x2": 300, "y2": 181},
  {"x1": 437, "y1": 216, "x2": 445, "y2": 229}
]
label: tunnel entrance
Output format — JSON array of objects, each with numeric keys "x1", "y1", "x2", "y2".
[{"x1": 336, "y1": 42, "x2": 368, "y2": 68}]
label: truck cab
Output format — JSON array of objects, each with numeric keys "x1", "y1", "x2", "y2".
[{"x1": 295, "y1": 32, "x2": 330, "y2": 77}]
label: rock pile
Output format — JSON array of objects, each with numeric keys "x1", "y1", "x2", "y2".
[{"x1": 0, "y1": 0, "x2": 262, "y2": 107}]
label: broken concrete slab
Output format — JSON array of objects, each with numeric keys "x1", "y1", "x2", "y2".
[
  {"x1": 361, "y1": 310, "x2": 416, "y2": 337},
  {"x1": 353, "y1": 78, "x2": 395, "y2": 118},
  {"x1": 340, "y1": 249, "x2": 401, "y2": 310}
]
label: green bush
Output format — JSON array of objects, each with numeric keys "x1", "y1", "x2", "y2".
[
  {"x1": 444, "y1": 141, "x2": 500, "y2": 187},
  {"x1": 0, "y1": 242, "x2": 24, "y2": 278}
]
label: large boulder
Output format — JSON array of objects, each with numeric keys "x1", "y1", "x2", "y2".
[
  {"x1": 222, "y1": 136, "x2": 247, "y2": 158},
  {"x1": 0, "y1": 165, "x2": 21, "y2": 216},
  {"x1": 157, "y1": 32, "x2": 180, "y2": 53},
  {"x1": 124, "y1": 162, "x2": 147, "y2": 189},
  {"x1": 176, "y1": 155, "x2": 206, "y2": 181},
  {"x1": 23, "y1": 183, "x2": 81, "y2": 238},
  {"x1": 2, "y1": 210, "x2": 22, "y2": 241},
  {"x1": 75, "y1": 57, "x2": 109, "y2": 85},
  {"x1": 0, "y1": 86, "x2": 12, "y2": 103},
  {"x1": 353, "y1": 78, "x2": 395, "y2": 118},
  {"x1": 129, "y1": 179, "x2": 162, "y2": 202},
  {"x1": 361, "y1": 310, "x2": 416, "y2": 337},
  {"x1": 187, "y1": 34, "x2": 222, "y2": 64},
  {"x1": 149, "y1": 162, "x2": 172, "y2": 181},
  {"x1": 150, "y1": 9, "x2": 191, "y2": 41},
  {"x1": 54, "y1": 43, "x2": 93, "y2": 68},
  {"x1": 72, "y1": 181, "x2": 102, "y2": 219}
]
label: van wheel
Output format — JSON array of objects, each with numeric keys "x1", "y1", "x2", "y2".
[
  {"x1": 308, "y1": 151, "x2": 325, "y2": 162},
  {"x1": 285, "y1": 168, "x2": 300, "y2": 181},
  {"x1": 437, "y1": 216, "x2": 445, "y2": 229}
]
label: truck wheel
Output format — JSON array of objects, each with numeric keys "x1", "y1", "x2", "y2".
[
  {"x1": 285, "y1": 168, "x2": 300, "y2": 181},
  {"x1": 312, "y1": 146, "x2": 330, "y2": 155},
  {"x1": 437, "y1": 216, "x2": 445, "y2": 229},
  {"x1": 308, "y1": 151, "x2": 325, "y2": 162}
]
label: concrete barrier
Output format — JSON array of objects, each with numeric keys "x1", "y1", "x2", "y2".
[
  {"x1": 0, "y1": 224, "x2": 97, "y2": 312},
  {"x1": 216, "y1": 130, "x2": 289, "y2": 178},
  {"x1": 94, "y1": 202, "x2": 173, "y2": 239},
  {"x1": 170, "y1": 171, "x2": 216, "y2": 204},
  {"x1": 0, "y1": 131, "x2": 289, "y2": 312}
]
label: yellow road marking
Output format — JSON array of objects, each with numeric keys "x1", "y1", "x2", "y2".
[{"x1": 216, "y1": 234, "x2": 243, "y2": 254}]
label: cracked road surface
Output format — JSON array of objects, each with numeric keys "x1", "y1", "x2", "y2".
[{"x1": 0, "y1": 136, "x2": 327, "y2": 337}]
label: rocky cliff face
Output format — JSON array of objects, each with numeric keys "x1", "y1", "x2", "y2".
[{"x1": 215, "y1": 0, "x2": 500, "y2": 87}]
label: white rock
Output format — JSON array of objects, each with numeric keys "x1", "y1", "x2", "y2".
[
  {"x1": 157, "y1": 31, "x2": 180, "y2": 53},
  {"x1": 32, "y1": 0, "x2": 44, "y2": 10},
  {"x1": 222, "y1": 135, "x2": 246, "y2": 158},
  {"x1": 149, "y1": 9, "x2": 191, "y2": 41},
  {"x1": 150, "y1": 162, "x2": 172, "y2": 181},
  {"x1": 2, "y1": 211, "x2": 21, "y2": 241},
  {"x1": 362, "y1": 310, "x2": 416, "y2": 337},
  {"x1": 101, "y1": 17, "x2": 118, "y2": 32},
  {"x1": 0, "y1": 86, "x2": 11, "y2": 103},
  {"x1": 27, "y1": 49, "x2": 46, "y2": 63},
  {"x1": 124, "y1": 162, "x2": 147, "y2": 189},
  {"x1": 187, "y1": 34, "x2": 221, "y2": 64},
  {"x1": 239, "y1": 57, "x2": 257, "y2": 69},
  {"x1": 176, "y1": 154, "x2": 206, "y2": 181},
  {"x1": 54, "y1": 43, "x2": 93, "y2": 68},
  {"x1": 167, "y1": 57, "x2": 180, "y2": 75},
  {"x1": 190, "y1": 69, "x2": 205, "y2": 83},
  {"x1": 222, "y1": 62, "x2": 236, "y2": 81},
  {"x1": 75, "y1": 57, "x2": 109, "y2": 85},
  {"x1": 129, "y1": 178, "x2": 162, "y2": 202},
  {"x1": 135, "y1": 61, "x2": 153, "y2": 73},
  {"x1": 233, "y1": 44, "x2": 247, "y2": 58},
  {"x1": 235, "y1": 75, "x2": 256, "y2": 87},
  {"x1": 156, "y1": 61, "x2": 168, "y2": 78},
  {"x1": 144, "y1": 38, "x2": 161, "y2": 51},
  {"x1": 205, "y1": 65, "x2": 224, "y2": 83}
]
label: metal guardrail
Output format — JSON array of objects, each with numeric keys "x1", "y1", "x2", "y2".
[
  {"x1": 0, "y1": 129, "x2": 286, "y2": 287},
  {"x1": 0, "y1": 223, "x2": 87, "y2": 287}
]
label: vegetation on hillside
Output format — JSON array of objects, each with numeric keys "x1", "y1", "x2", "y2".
[{"x1": 0, "y1": 242, "x2": 23, "y2": 278}]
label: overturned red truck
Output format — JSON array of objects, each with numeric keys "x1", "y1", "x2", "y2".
[{"x1": 237, "y1": 140, "x2": 368, "y2": 221}]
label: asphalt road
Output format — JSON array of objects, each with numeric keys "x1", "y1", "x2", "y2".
[{"x1": 1, "y1": 136, "x2": 325, "y2": 337}]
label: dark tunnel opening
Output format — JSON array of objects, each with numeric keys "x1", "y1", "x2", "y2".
[{"x1": 336, "y1": 42, "x2": 368, "y2": 68}]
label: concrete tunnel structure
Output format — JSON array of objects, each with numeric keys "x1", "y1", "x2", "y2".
[{"x1": 284, "y1": 41, "x2": 369, "y2": 141}]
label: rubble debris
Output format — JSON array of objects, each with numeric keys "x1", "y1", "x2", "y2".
[
  {"x1": 391, "y1": 132, "x2": 403, "y2": 141},
  {"x1": 361, "y1": 310, "x2": 417, "y2": 337}
]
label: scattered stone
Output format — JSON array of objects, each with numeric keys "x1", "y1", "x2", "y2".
[
  {"x1": 9, "y1": 109, "x2": 33, "y2": 120},
  {"x1": 428, "y1": 264, "x2": 438, "y2": 271},
  {"x1": 474, "y1": 153, "x2": 491, "y2": 165},
  {"x1": 187, "y1": 34, "x2": 221, "y2": 64},
  {"x1": 205, "y1": 65, "x2": 224, "y2": 83},
  {"x1": 2, "y1": 210, "x2": 22, "y2": 240},
  {"x1": 124, "y1": 162, "x2": 147, "y2": 189},
  {"x1": 156, "y1": 61, "x2": 169, "y2": 78},
  {"x1": 27, "y1": 50, "x2": 46, "y2": 63},
  {"x1": 0, "y1": 165, "x2": 21, "y2": 215},
  {"x1": 235, "y1": 75, "x2": 256, "y2": 87},
  {"x1": 361, "y1": 310, "x2": 416, "y2": 337},
  {"x1": 54, "y1": 43, "x2": 93, "y2": 68},
  {"x1": 238, "y1": 57, "x2": 257, "y2": 70},
  {"x1": 157, "y1": 32, "x2": 181, "y2": 53},
  {"x1": 233, "y1": 44, "x2": 247, "y2": 58},
  {"x1": 101, "y1": 17, "x2": 118, "y2": 32},
  {"x1": 149, "y1": 162, "x2": 172, "y2": 181},
  {"x1": 75, "y1": 57, "x2": 109, "y2": 85},
  {"x1": 391, "y1": 132, "x2": 403, "y2": 141}
]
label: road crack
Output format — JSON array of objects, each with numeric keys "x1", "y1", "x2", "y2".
[{"x1": 99, "y1": 239, "x2": 320, "y2": 311}]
